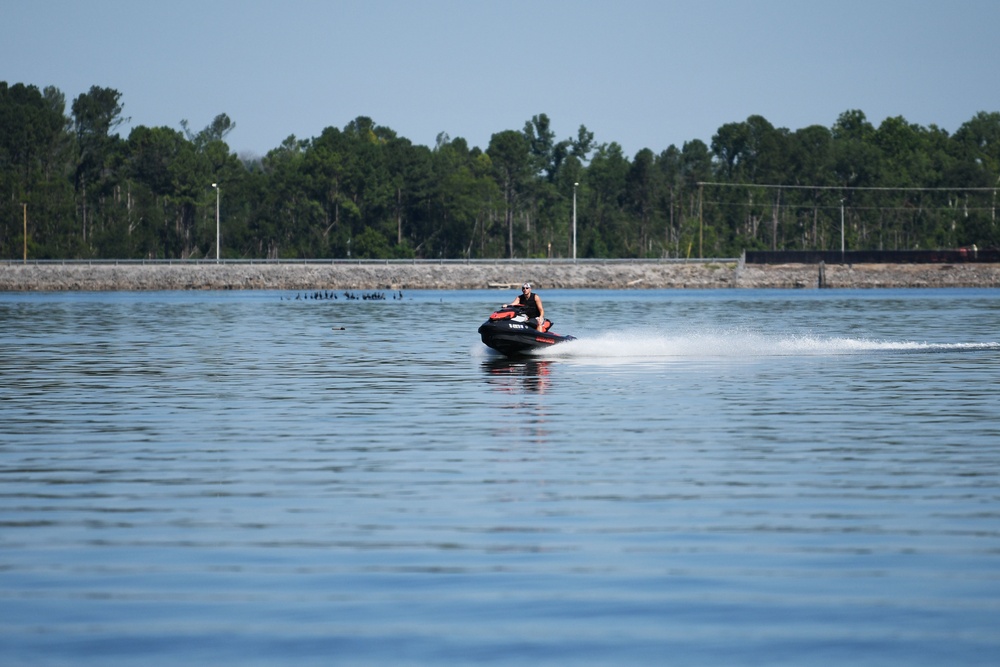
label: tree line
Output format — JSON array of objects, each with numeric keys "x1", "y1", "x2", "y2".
[{"x1": 2, "y1": 81, "x2": 999, "y2": 261}]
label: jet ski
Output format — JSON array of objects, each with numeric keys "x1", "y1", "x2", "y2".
[{"x1": 478, "y1": 305, "x2": 577, "y2": 357}]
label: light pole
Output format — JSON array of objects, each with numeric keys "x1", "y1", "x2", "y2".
[
  {"x1": 840, "y1": 198, "x2": 845, "y2": 262},
  {"x1": 572, "y1": 182, "x2": 578, "y2": 261},
  {"x1": 212, "y1": 183, "x2": 220, "y2": 262}
]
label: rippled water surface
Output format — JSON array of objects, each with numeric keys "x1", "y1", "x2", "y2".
[{"x1": 2, "y1": 288, "x2": 999, "y2": 666}]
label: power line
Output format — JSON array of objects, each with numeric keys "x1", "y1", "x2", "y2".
[
  {"x1": 697, "y1": 182, "x2": 998, "y2": 192},
  {"x1": 704, "y1": 200, "x2": 996, "y2": 212}
]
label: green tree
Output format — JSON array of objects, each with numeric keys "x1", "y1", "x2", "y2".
[
  {"x1": 70, "y1": 86, "x2": 130, "y2": 253},
  {"x1": 951, "y1": 112, "x2": 1000, "y2": 246},
  {"x1": 261, "y1": 135, "x2": 318, "y2": 258},
  {"x1": 487, "y1": 130, "x2": 531, "y2": 258},
  {"x1": 523, "y1": 113, "x2": 557, "y2": 178},
  {"x1": 0, "y1": 82, "x2": 75, "y2": 258},
  {"x1": 626, "y1": 148, "x2": 661, "y2": 256},
  {"x1": 181, "y1": 112, "x2": 235, "y2": 148},
  {"x1": 8, "y1": 82, "x2": 1000, "y2": 259},
  {"x1": 784, "y1": 125, "x2": 835, "y2": 249},
  {"x1": 586, "y1": 142, "x2": 629, "y2": 256}
]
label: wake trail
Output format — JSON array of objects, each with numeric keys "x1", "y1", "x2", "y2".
[{"x1": 536, "y1": 329, "x2": 1000, "y2": 360}]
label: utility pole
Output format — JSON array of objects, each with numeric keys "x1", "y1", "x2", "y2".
[
  {"x1": 572, "y1": 182, "x2": 578, "y2": 261},
  {"x1": 698, "y1": 184, "x2": 704, "y2": 259},
  {"x1": 840, "y1": 199, "x2": 845, "y2": 263},
  {"x1": 212, "y1": 183, "x2": 220, "y2": 263}
]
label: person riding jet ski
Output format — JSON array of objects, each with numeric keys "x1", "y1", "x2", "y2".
[
  {"x1": 479, "y1": 281, "x2": 575, "y2": 356},
  {"x1": 503, "y1": 282, "x2": 545, "y2": 331}
]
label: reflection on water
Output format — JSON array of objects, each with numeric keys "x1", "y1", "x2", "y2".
[
  {"x1": 481, "y1": 358, "x2": 555, "y2": 445},
  {"x1": 1, "y1": 289, "x2": 1000, "y2": 666},
  {"x1": 482, "y1": 358, "x2": 553, "y2": 394}
]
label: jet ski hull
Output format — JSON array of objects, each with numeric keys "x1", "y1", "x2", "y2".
[{"x1": 478, "y1": 319, "x2": 576, "y2": 357}]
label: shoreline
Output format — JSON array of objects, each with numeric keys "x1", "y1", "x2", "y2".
[{"x1": 2, "y1": 261, "x2": 1000, "y2": 291}]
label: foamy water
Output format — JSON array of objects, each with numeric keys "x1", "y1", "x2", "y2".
[{"x1": 526, "y1": 327, "x2": 1000, "y2": 361}]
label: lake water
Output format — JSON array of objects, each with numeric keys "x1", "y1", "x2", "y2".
[{"x1": 1, "y1": 288, "x2": 999, "y2": 666}]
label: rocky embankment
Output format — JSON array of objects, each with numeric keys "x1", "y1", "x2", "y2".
[{"x1": 2, "y1": 260, "x2": 999, "y2": 291}]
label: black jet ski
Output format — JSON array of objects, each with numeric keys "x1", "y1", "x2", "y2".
[{"x1": 478, "y1": 305, "x2": 577, "y2": 357}]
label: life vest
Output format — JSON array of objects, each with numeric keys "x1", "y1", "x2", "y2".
[{"x1": 516, "y1": 292, "x2": 541, "y2": 318}]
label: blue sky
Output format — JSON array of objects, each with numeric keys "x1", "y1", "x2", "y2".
[{"x1": 5, "y1": 0, "x2": 999, "y2": 159}]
